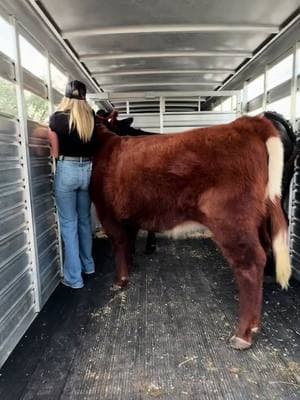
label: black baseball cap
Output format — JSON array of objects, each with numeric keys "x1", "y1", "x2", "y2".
[{"x1": 65, "y1": 80, "x2": 86, "y2": 100}]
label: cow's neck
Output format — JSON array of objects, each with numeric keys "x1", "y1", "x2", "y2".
[
  {"x1": 92, "y1": 125, "x2": 120, "y2": 160},
  {"x1": 95, "y1": 124, "x2": 117, "y2": 144}
]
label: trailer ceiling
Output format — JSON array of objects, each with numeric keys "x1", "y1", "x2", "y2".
[{"x1": 35, "y1": 0, "x2": 299, "y2": 93}]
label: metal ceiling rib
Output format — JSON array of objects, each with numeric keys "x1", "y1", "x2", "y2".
[
  {"x1": 62, "y1": 23, "x2": 279, "y2": 38},
  {"x1": 91, "y1": 69, "x2": 235, "y2": 76},
  {"x1": 30, "y1": 0, "x2": 300, "y2": 96},
  {"x1": 80, "y1": 50, "x2": 253, "y2": 61}
]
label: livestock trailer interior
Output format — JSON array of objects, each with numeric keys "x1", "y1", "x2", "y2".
[{"x1": 0, "y1": 1, "x2": 300, "y2": 399}]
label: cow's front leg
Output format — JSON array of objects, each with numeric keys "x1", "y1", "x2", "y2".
[
  {"x1": 101, "y1": 217, "x2": 133, "y2": 289},
  {"x1": 113, "y1": 238, "x2": 131, "y2": 288},
  {"x1": 111, "y1": 227, "x2": 139, "y2": 288}
]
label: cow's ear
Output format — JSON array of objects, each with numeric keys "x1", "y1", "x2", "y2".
[
  {"x1": 96, "y1": 109, "x2": 109, "y2": 117},
  {"x1": 122, "y1": 117, "x2": 134, "y2": 126},
  {"x1": 108, "y1": 110, "x2": 119, "y2": 123}
]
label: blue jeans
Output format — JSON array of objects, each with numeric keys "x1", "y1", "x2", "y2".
[{"x1": 54, "y1": 160, "x2": 95, "y2": 288}]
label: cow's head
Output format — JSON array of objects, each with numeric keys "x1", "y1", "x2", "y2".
[
  {"x1": 96, "y1": 109, "x2": 118, "y2": 125},
  {"x1": 96, "y1": 109, "x2": 140, "y2": 136},
  {"x1": 96, "y1": 109, "x2": 157, "y2": 137}
]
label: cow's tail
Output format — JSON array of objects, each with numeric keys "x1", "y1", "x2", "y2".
[{"x1": 266, "y1": 136, "x2": 292, "y2": 289}]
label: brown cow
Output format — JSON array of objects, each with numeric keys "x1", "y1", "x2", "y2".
[{"x1": 91, "y1": 115, "x2": 291, "y2": 350}]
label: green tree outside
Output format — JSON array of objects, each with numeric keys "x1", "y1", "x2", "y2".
[
  {"x1": 0, "y1": 77, "x2": 49, "y2": 124},
  {"x1": 0, "y1": 77, "x2": 18, "y2": 117}
]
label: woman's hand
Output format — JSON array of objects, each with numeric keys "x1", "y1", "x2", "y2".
[{"x1": 48, "y1": 129, "x2": 59, "y2": 158}]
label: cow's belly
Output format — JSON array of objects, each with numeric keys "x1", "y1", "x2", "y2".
[{"x1": 163, "y1": 221, "x2": 210, "y2": 239}]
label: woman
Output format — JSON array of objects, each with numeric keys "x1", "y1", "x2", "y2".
[{"x1": 48, "y1": 80, "x2": 95, "y2": 289}]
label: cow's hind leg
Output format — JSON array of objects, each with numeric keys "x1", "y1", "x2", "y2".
[
  {"x1": 259, "y1": 216, "x2": 274, "y2": 280},
  {"x1": 212, "y1": 225, "x2": 266, "y2": 350}
]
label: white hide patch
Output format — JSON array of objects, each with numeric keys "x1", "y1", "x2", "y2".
[
  {"x1": 273, "y1": 229, "x2": 292, "y2": 289},
  {"x1": 266, "y1": 136, "x2": 284, "y2": 202},
  {"x1": 163, "y1": 221, "x2": 208, "y2": 239}
]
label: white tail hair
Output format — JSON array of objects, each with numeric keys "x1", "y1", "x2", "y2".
[
  {"x1": 266, "y1": 136, "x2": 284, "y2": 203},
  {"x1": 266, "y1": 136, "x2": 291, "y2": 289}
]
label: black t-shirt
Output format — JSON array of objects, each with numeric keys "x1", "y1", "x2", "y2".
[{"x1": 49, "y1": 111, "x2": 95, "y2": 157}]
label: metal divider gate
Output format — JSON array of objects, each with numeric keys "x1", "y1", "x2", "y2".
[
  {"x1": 121, "y1": 110, "x2": 239, "y2": 133},
  {"x1": 88, "y1": 91, "x2": 242, "y2": 133}
]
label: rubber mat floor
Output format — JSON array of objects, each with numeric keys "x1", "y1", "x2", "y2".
[{"x1": 1, "y1": 237, "x2": 300, "y2": 400}]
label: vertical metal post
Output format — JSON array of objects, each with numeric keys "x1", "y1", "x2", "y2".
[
  {"x1": 46, "y1": 53, "x2": 64, "y2": 277},
  {"x1": 126, "y1": 101, "x2": 130, "y2": 115},
  {"x1": 262, "y1": 65, "x2": 268, "y2": 111},
  {"x1": 11, "y1": 16, "x2": 41, "y2": 312},
  {"x1": 238, "y1": 86, "x2": 245, "y2": 116},
  {"x1": 46, "y1": 53, "x2": 54, "y2": 115},
  {"x1": 291, "y1": 42, "x2": 300, "y2": 131},
  {"x1": 198, "y1": 96, "x2": 201, "y2": 112},
  {"x1": 159, "y1": 96, "x2": 165, "y2": 133}
]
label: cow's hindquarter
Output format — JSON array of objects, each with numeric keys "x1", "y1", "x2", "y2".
[
  {"x1": 197, "y1": 137, "x2": 269, "y2": 349},
  {"x1": 201, "y1": 124, "x2": 290, "y2": 349}
]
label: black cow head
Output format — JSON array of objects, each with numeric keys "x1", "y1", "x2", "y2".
[{"x1": 96, "y1": 109, "x2": 156, "y2": 136}]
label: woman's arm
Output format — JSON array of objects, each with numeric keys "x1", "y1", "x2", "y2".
[{"x1": 48, "y1": 129, "x2": 59, "y2": 158}]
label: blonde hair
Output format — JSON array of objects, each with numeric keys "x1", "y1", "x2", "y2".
[{"x1": 57, "y1": 97, "x2": 94, "y2": 142}]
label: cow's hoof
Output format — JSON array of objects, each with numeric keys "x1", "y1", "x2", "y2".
[
  {"x1": 114, "y1": 276, "x2": 128, "y2": 288},
  {"x1": 110, "y1": 284, "x2": 123, "y2": 292},
  {"x1": 230, "y1": 336, "x2": 252, "y2": 350}
]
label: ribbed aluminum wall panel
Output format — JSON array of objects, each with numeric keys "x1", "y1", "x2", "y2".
[
  {"x1": 0, "y1": 115, "x2": 36, "y2": 367},
  {"x1": 27, "y1": 120, "x2": 61, "y2": 306}
]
